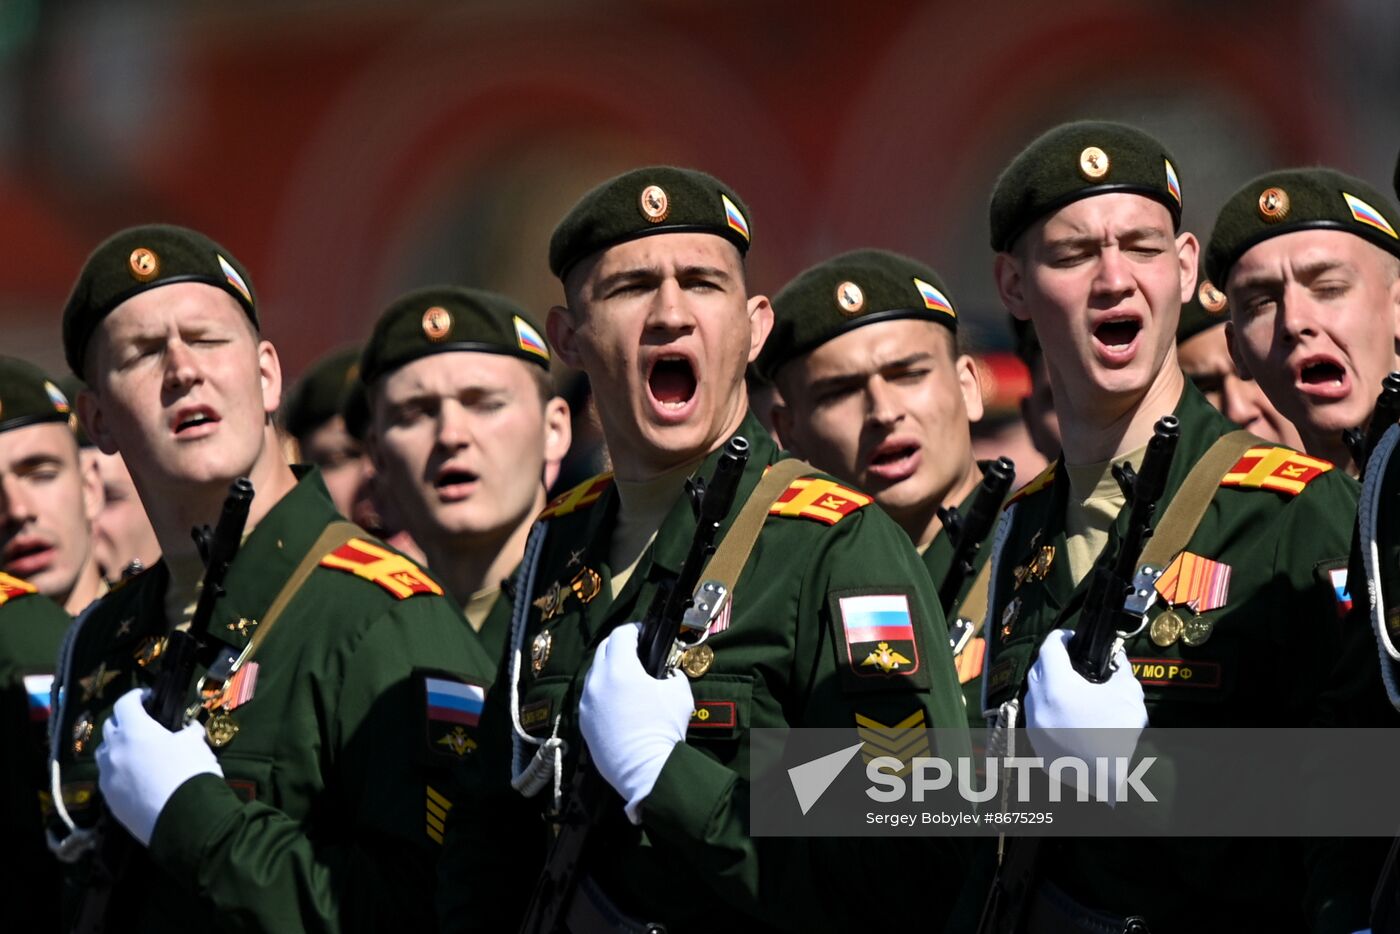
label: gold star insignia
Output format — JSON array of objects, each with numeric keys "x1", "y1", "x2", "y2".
[{"x1": 226, "y1": 617, "x2": 255, "y2": 637}]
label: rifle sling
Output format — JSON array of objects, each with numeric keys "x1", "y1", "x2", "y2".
[
  {"x1": 1137, "y1": 429, "x2": 1258, "y2": 570},
  {"x1": 698, "y1": 459, "x2": 814, "y2": 594}
]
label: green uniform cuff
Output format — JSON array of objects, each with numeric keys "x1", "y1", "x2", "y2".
[
  {"x1": 146, "y1": 772, "x2": 245, "y2": 888},
  {"x1": 639, "y1": 741, "x2": 735, "y2": 838}
]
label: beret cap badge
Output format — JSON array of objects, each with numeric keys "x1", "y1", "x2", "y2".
[
  {"x1": 128, "y1": 248, "x2": 160, "y2": 282},
  {"x1": 835, "y1": 281, "x2": 865, "y2": 316},
  {"x1": 639, "y1": 185, "x2": 670, "y2": 223},
  {"x1": 421, "y1": 306, "x2": 453, "y2": 342},
  {"x1": 1078, "y1": 146, "x2": 1111, "y2": 180},
  {"x1": 1258, "y1": 187, "x2": 1290, "y2": 222},
  {"x1": 1198, "y1": 280, "x2": 1228, "y2": 315}
]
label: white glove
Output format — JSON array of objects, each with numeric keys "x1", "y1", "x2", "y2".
[
  {"x1": 1024, "y1": 629, "x2": 1147, "y2": 803},
  {"x1": 96, "y1": 688, "x2": 223, "y2": 846},
  {"x1": 579, "y1": 622, "x2": 694, "y2": 825}
]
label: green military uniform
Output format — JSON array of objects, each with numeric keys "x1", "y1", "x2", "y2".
[
  {"x1": 758, "y1": 248, "x2": 995, "y2": 725},
  {"x1": 1, "y1": 578, "x2": 69, "y2": 931},
  {"x1": 0, "y1": 356, "x2": 81, "y2": 931},
  {"x1": 48, "y1": 224, "x2": 497, "y2": 932},
  {"x1": 356, "y1": 284, "x2": 556, "y2": 664},
  {"x1": 439, "y1": 168, "x2": 971, "y2": 933},
  {"x1": 981, "y1": 126, "x2": 1369, "y2": 931}
]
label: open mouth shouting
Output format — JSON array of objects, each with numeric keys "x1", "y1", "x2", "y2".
[
  {"x1": 2, "y1": 536, "x2": 55, "y2": 577},
  {"x1": 1090, "y1": 313, "x2": 1143, "y2": 366},
  {"x1": 865, "y1": 437, "x2": 922, "y2": 485},
  {"x1": 645, "y1": 353, "x2": 699, "y2": 424},
  {"x1": 170, "y1": 405, "x2": 221, "y2": 439},
  {"x1": 1294, "y1": 354, "x2": 1351, "y2": 401},
  {"x1": 434, "y1": 465, "x2": 480, "y2": 502}
]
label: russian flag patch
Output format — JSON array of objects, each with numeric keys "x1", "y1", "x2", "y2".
[
  {"x1": 217, "y1": 254, "x2": 253, "y2": 305},
  {"x1": 839, "y1": 593, "x2": 921, "y2": 679},
  {"x1": 913, "y1": 277, "x2": 955, "y2": 317},
  {"x1": 1343, "y1": 192, "x2": 1398, "y2": 240},
  {"x1": 1164, "y1": 158, "x2": 1182, "y2": 207},
  {"x1": 1329, "y1": 567, "x2": 1353, "y2": 618},
  {"x1": 513, "y1": 315, "x2": 550, "y2": 361},
  {"x1": 24, "y1": 674, "x2": 53, "y2": 722},
  {"x1": 721, "y1": 194, "x2": 750, "y2": 242},
  {"x1": 424, "y1": 674, "x2": 487, "y2": 760}
]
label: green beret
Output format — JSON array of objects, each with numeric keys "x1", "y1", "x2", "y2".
[
  {"x1": 63, "y1": 224, "x2": 258, "y2": 377},
  {"x1": 989, "y1": 121, "x2": 1184, "y2": 252},
  {"x1": 342, "y1": 380, "x2": 371, "y2": 443},
  {"x1": 54, "y1": 375, "x2": 93, "y2": 447},
  {"x1": 1205, "y1": 167, "x2": 1400, "y2": 287},
  {"x1": 1394, "y1": 148, "x2": 1399, "y2": 201},
  {"x1": 549, "y1": 166, "x2": 752, "y2": 280},
  {"x1": 1177, "y1": 268, "x2": 1230, "y2": 344},
  {"x1": 282, "y1": 346, "x2": 361, "y2": 441},
  {"x1": 757, "y1": 249, "x2": 957, "y2": 382},
  {"x1": 0, "y1": 356, "x2": 74, "y2": 435},
  {"x1": 359, "y1": 285, "x2": 550, "y2": 386}
]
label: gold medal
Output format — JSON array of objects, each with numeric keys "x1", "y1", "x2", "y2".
[
  {"x1": 570, "y1": 567, "x2": 602, "y2": 604},
  {"x1": 680, "y1": 644, "x2": 714, "y2": 679},
  {"x1": 1150, "y1": 609, "x2": 1185, "y2": 647},
  {"x1": 1027, "y1": 545, "x2": 1056, "y2": 582},
  {"x1": 72, "y1": 713, "x2": 94, "y2": 755},
  {"x1": 532, "y1": 581, "x2": 568, "y2": 621},
  {"x1": 531, "y1": 630, "x2": 552, "y2": 675},
  {"x1": 132, "y1": 635, "x2": 167, "y2": 668},
  {"x1": 1182, "y1": 614, "x2": 1214, "y2": 647},
  {"x1": 1000, "y1": 597, "x2": 1022, "y2": 640},
  {"x1": 205, "y1": 712, "x2": 240, "y2": 747}
]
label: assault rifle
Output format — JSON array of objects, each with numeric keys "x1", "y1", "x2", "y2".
[
  {"x1": 72, "y1": 477, "x2": 254, "y2": 933},
  {"x1": 1067, "y1": 416, "x2": 1179, "y2": 682},
  {"x1": 979, "y1": 417, "x2": 1177, "y2": 933},
  {"x1": 938, "y1": 456, "x2": 1015, "y2": 629},
  {"x1": 520, "y1": 437, "x2": 750, "y2": 934},
  {"x1": 1345, "y1": 371, "x2": 1400, "y2": 479}
]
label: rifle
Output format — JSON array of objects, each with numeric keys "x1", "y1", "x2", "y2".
[
  {"x1": 978, "y1": 418, "x2": 1178, "y2": 934},
  {"x1": 1067, "y1": 416, "x2": 1180, "y2": 682},
  {"x1": 1345, "y1": 371, "x2": 1400, "y2": 479},
  {"x1": 71, "y1": 477, "x2": 254, "y2": 933},
  {"x1": 520, "y1": 437, "x2": 750, "y2": 934},
  {"x1": 938, "y1": 457, "x2": 1016, "y2": 641}
]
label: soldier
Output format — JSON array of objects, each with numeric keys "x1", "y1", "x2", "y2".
[
  {"x1": 50, "y1": 224, "x2": 495, "y2": 931},
  {"x1": 439, "y1": 167, "x2": 971, "y2": 932},
  {"x1": 357, "y1": 286, "x2": 570, "y2": 662},
  {"x1": 982, "y1": 121, "x2": 1362, "y2": 930},
  {"x1": 756, "y1": 249, "x2": 995, "y2": 713},
  {"x1": 0, "y1": 359, "x2": 84, "y2": 931},
  {"x1": 0, "y1": 358, "x2": 104, "y2": 615},
  {"x1": 280, "y1": 345, "x2": 374, "y2": 523},
  {"x1": 1206, "y1": 168, "x2": 1400, "y2": 471},
  {"x1": 1175, "y1": 267, "x2": 1304, "y2": 448}
]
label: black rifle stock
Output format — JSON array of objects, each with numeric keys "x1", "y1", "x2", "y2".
[
  {"x1": 520, "y1": 437, "x2": 750, "y2": 934},
  {"x1": 937, "y1": 457, "x2": 1016, "y2": 616},
  {"x1": 1067, "y1": 416, "x2": 1179, "y2": 682},
  {"x1": 71, "y1": 477, "x2": 253, "y2": 934}
]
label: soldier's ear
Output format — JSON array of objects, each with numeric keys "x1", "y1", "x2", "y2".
[
  {"x1": 542, "y1": 396, "x2": 571, "y2": 470},
  {"x1": 770, "y1": 401, "x2": 800, "y2": 455},
  {"x1": 1388, "y1": 263, "x2": 1400, "y2": 355},
  {"x1": 1224, "y1": 321, "x2": 1253, "y2": 381},
  {"x1": 955, "y1": 353, "x2": 985, "y2": 424},
  {"x1": 257, "y1": 340, "x2": 284, "y2": 416},
  {"x1": 77, "y1": 386, "x2": 119, "y2": 457},
  {"x1": 547, "y1": 306, "x2": 582, "y2": 369},
  {"x1": 746, "y1": 294, "x2": 774, "y2": 363},
  {"x1": 1175, "y1": 232, "x2": 1200, "y2": 305},
  {"x1": 994, "y1": 252, "x2": 1029, "y2": 321}
]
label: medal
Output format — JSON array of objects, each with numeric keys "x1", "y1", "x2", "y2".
[
  {"x1": 1000, "y1": 597, "x2": 1022, "y2": 640},
  {"x1": 1182, "y1": 614, "x2": 1214, "y2": 647},
  {"x1": 532, "y1": 581, "x2": 568, "y2": 621},
  {"x1": 531, "y1": 630, "x2": 552, "y2": 675},
  {"x1": 1026, "y1": 545, "x2": 1056, "y2": 582},
  {"x1": 206, "y1": 712, "x2": 240, "y2": 747},
  {"x1": 1150, "y1": 609, "x2": 1185, "y2": 647},
  {"x1": 680, "y1": 644, "x2": 714, "y2": 679},
  {"x1": 570, "y1": 567, "x2": 602, "y2": 604},
  {"x1": 72, "y1": 713, "x2": 94, "y2": 755}
]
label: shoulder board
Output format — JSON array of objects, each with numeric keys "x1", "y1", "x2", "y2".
[
  {"x1": 320, "y1": 538, "x2": 445, "y2": 600},
  {"x1": 1219, "y1": 446, "x2": 1334, "y2": 497},
  {"x1": 0, "y1": 571, "x2": 38, "y2": 607},
  {"x1": 769, "y1": 477, "x2": 872, "y2": 525},
  {"x1": 1007, "y1": 463, "x2": 1056, "y2": 505},
  {"x1": 538, "y1": 472, "x2": 614, "y2": 521}
]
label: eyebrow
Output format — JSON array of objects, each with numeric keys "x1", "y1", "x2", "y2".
[
  {"x1": 808, "y1": 352, "x2": 935, "y2": 392},
  {"x1": 1232, "y1": 259, "x2": 1353, "y2": 292},
  {"x1": 592, "y1": 263, "x2": 733, "y2": 296},
  {"x1": 1044, "y1": 227, "x2": 1168, "y2": 250}
]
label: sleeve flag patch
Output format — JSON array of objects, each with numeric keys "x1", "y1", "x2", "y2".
[
  {"x1": 320, "y1": 538, "x2": 444, "y2": 599},
  {"x1": 769, "y1": 478, "x2": 872, "y2": 525},
  {"x1": 1220, "y1": 446, "x2": 1333, "y2": 496},
  {"x1": 840, "y1": 593, "x2": 920, "y2": 678}
]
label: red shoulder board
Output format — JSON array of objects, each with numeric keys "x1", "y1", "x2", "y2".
[
  {"x1": 538, "y1": 472, "x2": 614, "y2": 521},
  {"x1": 320, "y1": 538, "x2": 444, "y2": 600},
  {"x1": 769, "y1": 477, "x2": 872, "y2": 525},
  {"x1": 0, "y1": 572, "x2": 38, "y2": 607},
  {"x1": 1219, "y1": 446, "x2": 1333, "y2": 496},
  {"x1": 1007, "y1": 464, "x2": 1056, "y2": 505}
]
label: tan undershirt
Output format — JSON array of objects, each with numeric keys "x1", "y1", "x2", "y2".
[
  {"x1": 1063, "y1": 443, "x2": 1148, "y2": 584},
  {"x1": 464, "y1": 587, "x2": 501, "y2": 633},
  {"x1": 609, "y1": 458, "x2": 702, "y2": 598},
  {"x1": 163, "y1": 550, "x2": 207, "y2": 630}
]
